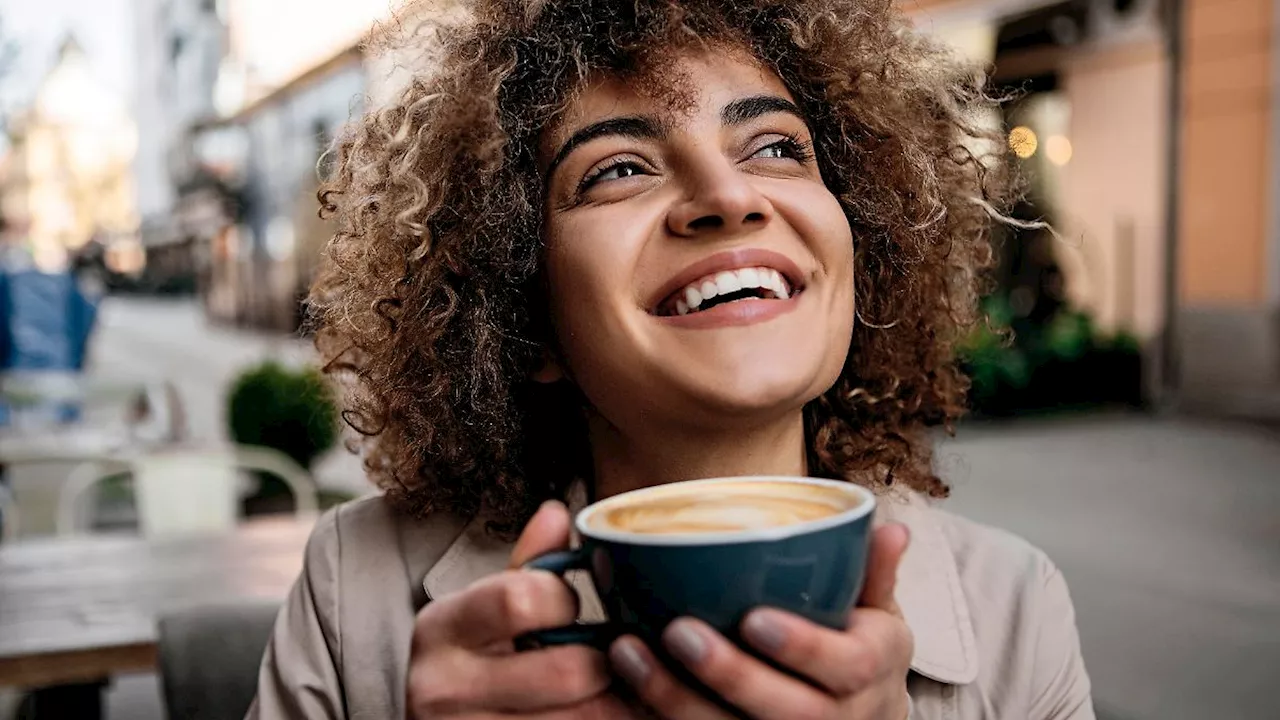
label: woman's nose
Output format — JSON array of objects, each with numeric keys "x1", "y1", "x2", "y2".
[{"x1": 665, "y1": 161, "x2": 774, "y2": 238}]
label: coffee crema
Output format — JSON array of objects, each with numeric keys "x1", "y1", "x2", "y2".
[{"x1": 586, "y1": 480, "x2": 861, "y2": 535}]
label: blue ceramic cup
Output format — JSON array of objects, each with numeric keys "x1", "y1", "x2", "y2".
[{"x1": 518, "y1": 476, "x2": 876, "y2": 652}]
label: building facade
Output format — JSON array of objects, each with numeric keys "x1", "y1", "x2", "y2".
[
  {"x1": 908, "y1": 0, "x2": 1280, "y2": 416},
  {"x1": 1, "y1": 38, "x2": 139, "y2": 272},
  {"x1": 131, "y1": 0, "x2": 229, "y2": 290},
  {"x1": 201, "y1": 45, "x2": 366, "y2": 330}
]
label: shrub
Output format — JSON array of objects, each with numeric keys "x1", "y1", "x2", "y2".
[
  {"x1": 960, "y1": 295, "x2": 1144, "y2": 416},
  {"x1": 227, "y1": 360, "x2": 338, "y2": 469}
]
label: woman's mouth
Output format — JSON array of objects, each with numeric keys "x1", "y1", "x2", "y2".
[{"x1": 655, "y1": 266, "x2": 799, "y2": 317}]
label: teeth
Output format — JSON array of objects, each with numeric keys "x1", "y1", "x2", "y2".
[
  {"x1": 714, "y1": 271, "x2": 742, "y2": 295},
  {"x1": 768, "y1": 270, "x2": 788, "y2": 298},
  {"x1": 668, "y1": 265, "x2": 794, "y2": 316},
  {"x1": 684, "y1": 286, "x2": 703, "y2": 311}
]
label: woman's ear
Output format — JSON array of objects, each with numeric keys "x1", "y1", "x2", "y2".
[{"x1": 531, "y1": 346, "x2": 565, "y2": 384}]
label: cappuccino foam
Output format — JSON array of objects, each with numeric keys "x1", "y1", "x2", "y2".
[{"x1": 586, "y1": 480, "x2": 860, "y2": 535}]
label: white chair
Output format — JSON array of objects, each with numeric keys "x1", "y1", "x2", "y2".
[
  {"x1": 0, "y1": 378, "x2": 186, "y2": 465},
  {"x1": 56, "y1": 445, "x2": 319, "y2": 536}
]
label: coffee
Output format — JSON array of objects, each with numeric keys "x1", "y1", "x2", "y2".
[
  {"x1": 520, "y1": 476, "x2": 877, "y2": 652},
  {"x1": 585, "y1": 480, "x2": 861, "y2": 535}
]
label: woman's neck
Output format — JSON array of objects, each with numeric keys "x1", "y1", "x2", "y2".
[{"x1": 588, "y1": 411, "x2": 808, "y2": 499}]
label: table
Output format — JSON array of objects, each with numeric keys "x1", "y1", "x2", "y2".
[
  {"x1": 0, "y1": 372, "x2": 182, "y2": 459},
  {"x1": 0, "y1": 426, "x2": 133, "y2": 465},
  {"x1": 0, "y1": 517, "x2": 313, "y2": 702},
  {"x1": 0, "y1": 372, "x2": 145, "y2": 411}
]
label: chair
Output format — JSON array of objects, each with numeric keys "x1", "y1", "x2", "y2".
[
  {"x1": 56, "y1": 445, "x2": 319, "y2": 536},
  {"x1": 0, "y1": 373, "x2": 181, "y2": 433},
  {"x1": 157, "y1": 602, "x2": 281, "y2": 720},
  {"x1": 0, "y1": 378, "x2": 185, "y2": 465},
  {"x1": 126, "y1": 380, "x2": 188, "y2": 443}
]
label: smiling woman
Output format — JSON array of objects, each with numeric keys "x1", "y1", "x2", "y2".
[
  {"x1": 312, "y1": 0, "x2": 1011, "y2": 533},
  {"x1": 248, "y1": 2, "x2": 1093, "y2": 719}
]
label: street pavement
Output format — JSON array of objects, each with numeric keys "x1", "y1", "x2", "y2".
[
  {"x1": 936, "y1": 416, "x2": 1280, "y2": 720},
  {"x1": 28, "y1": 298, "x2": 1280, "y2": 719}
]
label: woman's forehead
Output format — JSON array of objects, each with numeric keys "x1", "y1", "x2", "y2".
[{"x1": 540, "y1": 49, "x2": 795, "y2": 154}]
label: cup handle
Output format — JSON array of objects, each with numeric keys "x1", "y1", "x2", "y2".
[{"x1": 514, "y1": 549, "x2": 616, "y2": 651}]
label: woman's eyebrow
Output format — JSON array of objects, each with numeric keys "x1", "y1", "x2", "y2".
[
  {"x1": 547, "y1": 115, "x2": 665, "y2": 178},
  {"x1": 721, "y1": 95, "x2": 807, "y2": 126}
]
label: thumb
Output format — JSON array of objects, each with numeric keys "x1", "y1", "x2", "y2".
[
  {"x1": 509, "y1": 500, "x2": 573, "y2": 568},
  {"x1": 858, "y1": 523, "x2": 910, "y2": 614}
]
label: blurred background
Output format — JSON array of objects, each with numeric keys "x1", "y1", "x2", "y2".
[{"x1": 0, "y1": 0, "x2": 1274, "y2": 719}]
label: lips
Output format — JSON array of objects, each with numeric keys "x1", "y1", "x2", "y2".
[{"x1": 649, "y1": 249, "x2": 806, "y2": 318}]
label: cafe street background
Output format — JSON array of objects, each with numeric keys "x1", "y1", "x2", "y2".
[{"x1": 74, "y1": 296, "x2": 1280, "y2": 720}]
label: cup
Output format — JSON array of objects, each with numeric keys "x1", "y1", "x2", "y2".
[{"x1": 517, "y1": 476, "x2": 876, "y2": 652}]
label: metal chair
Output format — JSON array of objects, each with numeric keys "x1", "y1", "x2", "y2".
[
  {"x1": 56, "y1": 445, "x2": 319, "y2": 536},
  {"x1": 157, "y1": 602, "x2": 282, "y2": 720},
  {"x1": 0, "y1": 378, "x2": 186, "y2": 463}
]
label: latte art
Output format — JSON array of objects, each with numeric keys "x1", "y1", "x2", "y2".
[{"x1": 587, "y1": 480, "x2": 861, "y2": 535}]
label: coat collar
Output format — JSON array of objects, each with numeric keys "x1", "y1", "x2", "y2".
[{"x1": 422, "y1": 488, "x2": 978, "y2": 685}]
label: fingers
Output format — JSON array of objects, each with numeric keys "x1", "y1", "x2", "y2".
[
  {"x1": 858, "y1": 523, "x2": 910, "y2": 614},
  {"x1": 417, "y1": 501, "x2": 576, "y2": 651},
  {"x1": 408, "y1": 644, "x2": 612, "y2": 715},
  {"x1": 415, "y1": 569, "x2": 579, "y2": 649},
  {"x1": 740, "y1": 607, "x2": 914, "y2": 696},
  {"x1": 609, "y1": 637, "x2": 733, "y2": 720},
  {"x1": 612, "y1": 620, "x2": 834, "y2": 720},
  {"x1": 408, "y1": 502, "x2": 615, "y2": 719},
  {"x1": 510, "y1": 500, "x2": 573, "y2": 568}
]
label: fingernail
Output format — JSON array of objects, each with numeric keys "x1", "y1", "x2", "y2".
[
  {"x1": 664, "y1": 621, "x2": 708, "y2": 665},
  {"x1": 892, "y1": 522, "x2": 911, "y2": 547},
  {"x1": 610, "y1": 639, "x2": 651, "y2": 686},
  {"x1": 742, "y1": 610, "x2": 788, "y2": 653}
]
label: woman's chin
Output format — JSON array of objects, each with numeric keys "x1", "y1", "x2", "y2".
[{"x1": 669, "y1": 368, "x2": 830, "y2": 421}]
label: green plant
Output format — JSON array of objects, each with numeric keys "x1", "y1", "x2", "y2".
[
  {"x1": 960, "y1": 289, "x2": 1146, "y2": 416},
  {"x1": 1102, "y1": 329, "x2": 1142, "y2": 355},
  {"x1": 959, "y1": 299, "x2": 1030, "y2": 413},
  {"x1": 1044, "y1": 310, "x2": 1094, "y2": 362},
  {"x1": 227, "y1": 360, "x2": 339, "y2": 470}
]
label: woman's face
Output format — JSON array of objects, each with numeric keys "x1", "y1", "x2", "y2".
[{"x1": 541, "y1": 49, "x2": 855, "y2": 433}]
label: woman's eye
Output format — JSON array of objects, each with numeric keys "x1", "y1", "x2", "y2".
[
  {"x1": 597, "y1": 163, "x2": 642, "y2": 182},
  {"x1": 754, "y1": 144, "x2": 789, "y2": 160},
  {"x1": 581, "y1": 161, "x2": 646, "y2": 191},
  {"x1": 750, "y1": 137, "x2": 813, "y2": 164}
]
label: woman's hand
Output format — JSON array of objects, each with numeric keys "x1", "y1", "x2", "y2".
[
  {"x1": 608, "y1": 524, "x2": 914, "y2": 720},
  {"x1": 407, "y1": 501, "x2": 639, "y2": 719}
]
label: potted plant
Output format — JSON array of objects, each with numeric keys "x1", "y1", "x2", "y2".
[{"x1": 227, "y1": 360, "x2": 340, "y2": 512}]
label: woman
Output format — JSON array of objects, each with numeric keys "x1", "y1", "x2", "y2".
[{"x1": 249, "y1": 0, "x2": 1094, "y2": 718}]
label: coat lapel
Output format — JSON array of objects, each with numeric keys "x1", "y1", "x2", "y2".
[
  {"x1": 880, "y1": 491, "x2": 980, "y2": 684},
  {"x1": 423, "y1": 481, "x2": 606, "y2": 622}
]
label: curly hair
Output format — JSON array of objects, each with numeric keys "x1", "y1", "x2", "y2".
[{"x1": 311, "y1": 0, "x2": 1014, "y2": 535}]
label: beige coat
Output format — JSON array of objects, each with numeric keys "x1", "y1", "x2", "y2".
[{"x1": 247, "y1": 491, "x2": 1094, "y2": 719}]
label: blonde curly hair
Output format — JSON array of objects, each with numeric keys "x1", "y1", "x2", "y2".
[{"x1": 311, "y1": 0, "x2": 1013, "y2": 535}]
